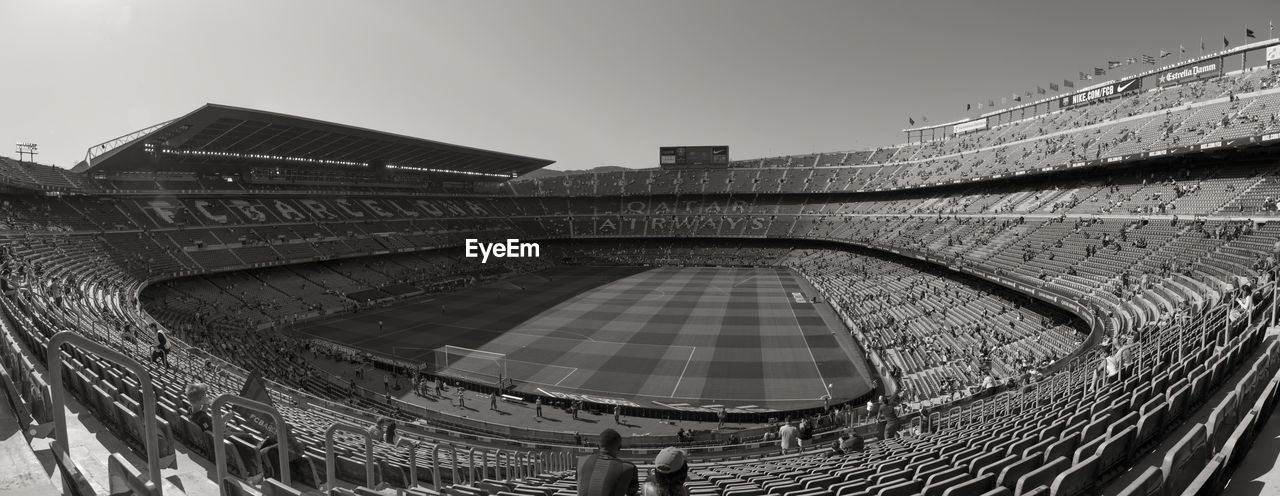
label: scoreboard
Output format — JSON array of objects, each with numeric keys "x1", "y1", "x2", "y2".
[{"x1": 659, "y1": 146, "x2": 729, "y2": 168}]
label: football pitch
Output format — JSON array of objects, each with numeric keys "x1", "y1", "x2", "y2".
[{"x1": 297, "y1": 265, "x2": 872, "y2": 410}]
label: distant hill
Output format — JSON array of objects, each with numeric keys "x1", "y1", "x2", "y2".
[{"x1": 515, "y1": 166, "x2": 633, "y2": 180}]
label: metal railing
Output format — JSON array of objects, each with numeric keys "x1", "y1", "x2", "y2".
[
  {"x1": 47, "y1": 331, "x2": 163, "y2": 495},
  {"x1": 323, "y1": 422, "x2": 374, "y2": 490},
  {"x1": 211, "y1": 394, "x2": 292, "y2": 492}
]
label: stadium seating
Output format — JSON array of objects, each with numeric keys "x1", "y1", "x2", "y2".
[{"x1": 6, "y1": 59, "x2": 1280, "y2": 496}]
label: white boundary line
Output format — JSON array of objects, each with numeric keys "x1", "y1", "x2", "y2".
[
  {"x1": 777, "y1": 271, "x2": 833, "y2": 399},
  {"x1": 553, "y1": 367, "x2": 579, "y2": 386},
  {"x1": 670, "y1": 346, "x2": 698, "y2": 397}
]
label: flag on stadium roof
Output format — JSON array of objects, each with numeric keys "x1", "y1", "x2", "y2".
[
  {"x1": 1223, "y1": 34, "x2": 1229, "y2": 48},
  {"x1": 908, "y1": 117, "x2": 915, "y2": 125},
  {"x1": 1143, "y1": 54, "x2": 1156, "y2": 64},
  {"x1": 1049, "y1": 82, "x2": 1059, "y2": 92},
  {"x1": 1094, "y1": 68, "x2": 1105, "y2": 76},
  {"x1": 1125, "y1": 57, "x2": 1136, "y2": 65},
  {"x1": 1108, "y1": 61, "x2": 1122, "y2": 69},
  {"x1": 988, "y1": 99, "x2": 995, "y2": 107},
  {"x1": 1037, "y1": 86, "x2": 1046, "y2": 95},
  {"x1": 922, "y1": 115, "x2": 929, "y2": 123},
  {"x1": 1078, "y1": 72, "x2": 1087, "y2": 80},
  {"x1": 966, "y1": 103, "x2": 971, "y2": 111},
  {"x1": 1246, "y1": 27, "x2": 1255, "y2": 39},
  {"x1": 1013, "y1": 94, "x2": 1022, "y2": 102},
  {"x1": 1064, "y1": 80, "x2": 1074, "y2": 88}
]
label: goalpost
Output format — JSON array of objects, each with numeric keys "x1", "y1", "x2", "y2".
[{"x1": 433, "y1": 345, "x2": 511, "y2": 389}]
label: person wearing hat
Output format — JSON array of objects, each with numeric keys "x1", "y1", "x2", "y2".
[
  {"x1": 644, "y1": 447, "x2": 689, "y2": 496},
  {"x1": 577, "y1": 428, "x2": 638, "y2": 496}
]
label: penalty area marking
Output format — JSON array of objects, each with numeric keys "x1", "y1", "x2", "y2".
[
  {"x1": 670, "y1": 346, "x2": 698, "y2": 397},
  {"x1": 553, "y1": 367, "x2": 579, "y2": 386}
]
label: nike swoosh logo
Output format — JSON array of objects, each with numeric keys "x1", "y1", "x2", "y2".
[{"x1": 1118, "y1": 80, "x2": 1137, "y2": 92}]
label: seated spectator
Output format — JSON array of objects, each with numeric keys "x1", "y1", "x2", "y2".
[
  {"x1": 643, "y1": 447, "x2": 689, "y2": 496},
  {"x1": 841, "y1": 430, "x2": 865, "y2": 452},
  {"x1": 577, "y1": 428, "x2": 638, "y2": 496},
  {"x1": 185, "y1": 382, "x2": 213, "y2": 432},
  {"x1": 826, "y1": 439, "x2": 845, "y2": 458}
]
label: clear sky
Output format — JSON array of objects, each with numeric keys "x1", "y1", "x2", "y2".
[{"x1": 1, "y1": 0, "x2": 1276, "y2": 171}]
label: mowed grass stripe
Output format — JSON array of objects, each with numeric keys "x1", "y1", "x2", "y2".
[
  {"x1": 487, "y1": 268, "x2": 686, "y2": 390},
  {"x1": 297, "y1": 266, "x2": 647, "y2": 363},
  {"x1": 776, "y1": 269, "x2": 862, "y2": 399},
  {"x1": 566, "y1": 267, "x2": 708, "y2": 396},
  {"x1": 694, "y1": 268, "x2": 772, "y2": 403}
]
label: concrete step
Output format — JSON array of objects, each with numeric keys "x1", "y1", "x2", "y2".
[{"x1": 0, "y1": 388, "x2": 58, "y2": 496}]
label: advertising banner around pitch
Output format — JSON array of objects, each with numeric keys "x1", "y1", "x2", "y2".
[
  {"x1": 1058, "y1": 79, "x2": 1141, "y2": 109},
  {"x1": 1157, "y1": 60, "x2": 1222, "y2": 87},
  {"x1": 953, "y1": 119, "x2": 988, "y2": 135}
]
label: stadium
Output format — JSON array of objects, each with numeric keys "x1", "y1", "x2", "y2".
[{"x1": 4, "y1": 2, "x2": 1280, "y2": 496}]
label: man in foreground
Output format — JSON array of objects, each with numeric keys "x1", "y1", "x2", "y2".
[{"x1": 577, "y1": 428, "x2": 639, "y2": 496}]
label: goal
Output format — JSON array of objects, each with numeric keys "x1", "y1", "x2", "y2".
[{"x1": 433, "y1": 345, "x2": 511, "y2": 389}]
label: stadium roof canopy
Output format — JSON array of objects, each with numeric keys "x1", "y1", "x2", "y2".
[{"x1": 73, "y1": 103, "x2": 554, "y2": 178}]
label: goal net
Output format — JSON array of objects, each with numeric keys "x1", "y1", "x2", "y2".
[{"x1": 433, "y1": 345, "x2": 511, "y2": 389}]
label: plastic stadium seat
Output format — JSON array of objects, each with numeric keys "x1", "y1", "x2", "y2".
[
  {"x1": 995, "y1": 452, "x2": 1043, "y2": 491},
  {"x1": 967, "y1": 451, "x2": 1004, "y2": 475},
  {"x1": 1042, "y1": 436, "x2": 1078, "y2": 465},
  {"x1": 924, "y1": 473, "x2": 972, "y2": 496},
  {"x1": 1015, "y1": 456, "x2": 1067, "y2": 496},
  {"x1": 874, "y1": 479, "x2": 921, "y2": 496},
  {"x1": 942, "y1": 473, "x2": 995, "y2": 496},
  {"x1": 262, "y1": 479, "x2": 303, "y2": 496},
  {"x1": 1189, "y1": 370, "x2": 1212, "y2": 406},
  {"x1": 1105, "y1": 412, "x2": 1139, "y2": 439},
  {"x1": 1079, "y1": 418, "x2": 1109, "y2": 442},
  {"x1": 1047, "y1": 453, "x2": 1098, "y2": 496},
  {"x1": 1182, "y1": 454, "x2": 1226, "y2": 496},
  {"x1": 785, "y1": 489, "x2": 830, "y2": 496},
  {"x1": 978, "y1": 454, "x2": 1019, "y2": 478},
  {"x1": 1161, "y1": 424, "x2": 1209, "y2": 496},
  {"x1": 724, "y1": 485, "x2": 764, "y2": 496},
  {"x1": 925, "y1": 467, "x2": 968, "y2": 488},
  {"x1": 1071, "y1": 436, "x2": 1104, "y2": 465},
  {"x1": 804, "y1": 475, "x2": 841, "y2": 489},
  {"x1": 1094, "y1": 425, "x2": 1136, "y2": 475},
  {"x1": 1018, "y1": 486, "x2": 1049, "y2": 496},
  {"x1": 913, "y1": 459, "x2": 950, "y2": 479},
  {"x1": 832, "y1": 481, "x2": 866, "y2": 496},
  {"x1": 1005, "y1": 437, "x2": 1038, "y2": 459},
  {"x1": 1164, "y1": 382, "x2": 1192, "y2": 429},
  {"x1": 1114, "y1": 466, "x2": 1161, "y2": 496}
]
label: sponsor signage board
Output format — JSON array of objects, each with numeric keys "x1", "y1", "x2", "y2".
[
  {"x1": 1157, "y1": 61, "x2": 1222, "y2": 87},
  {"x1": 1268, "y1": 45, "x2": 1280, "y2": 62},
  {"x1": 660, "y1": 146, "x2": 729, "y2": 168},
  {"x1": 953, "y1": 118, "x2": 989, "y2": 134},
  {"x1": 1059, "y1": 79, "x2": 1141, "y2": 109}
]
